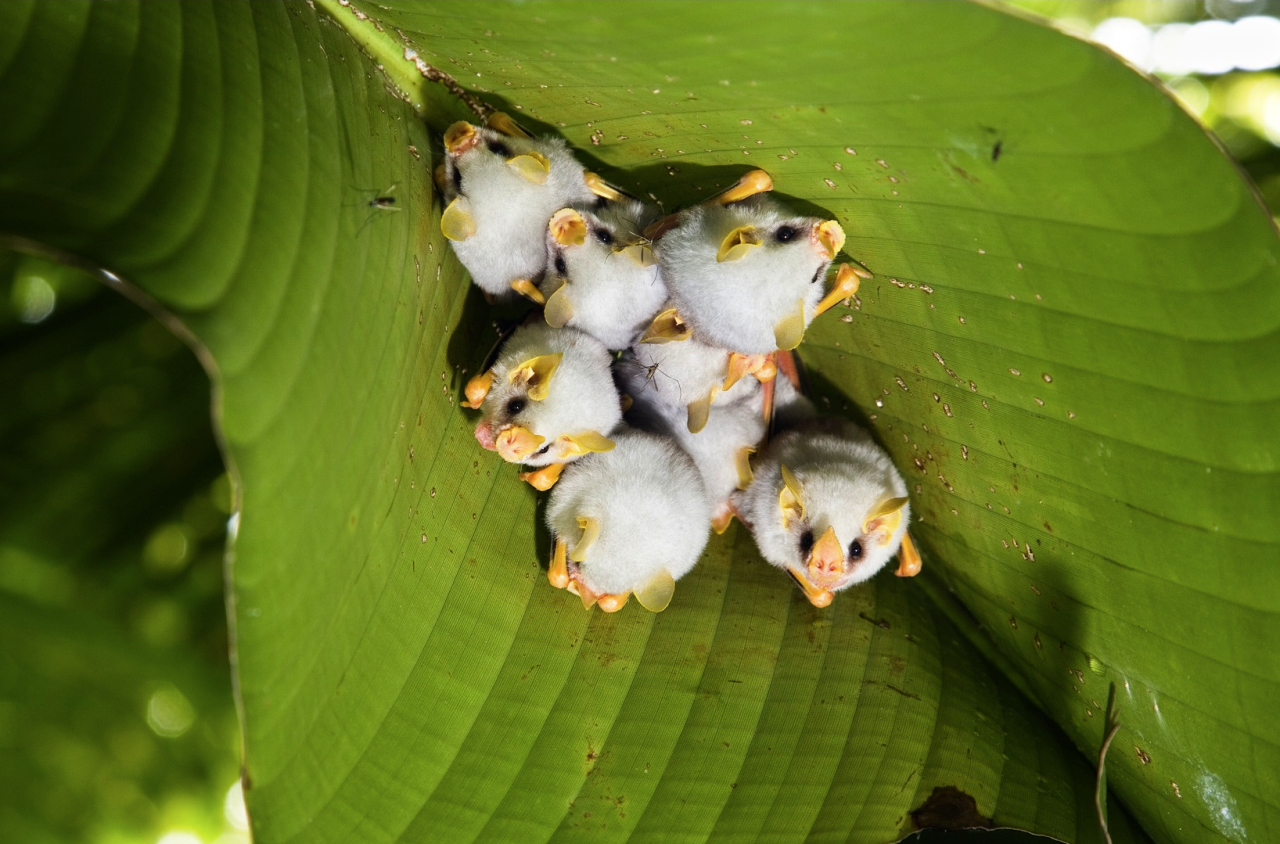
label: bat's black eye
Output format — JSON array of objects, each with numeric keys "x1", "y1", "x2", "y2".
[
  {"x1": 506, "y1": 398, "x2": 526, "y2": 416},
  {"x1": 534, "y1": 443, "x2": 552, "y2": 456},
  {"x1": 798, "y1": 529, "x2": 814, "y2": 557},
  {"x1": 593, "y1": 227, "x2": 613, "y2": 245},
  {"x1": 487, "y1": 140, "x2": 512, "y2": 158},
  {"x1": 451, "y1": 165, "x2": 463, "y2": 191},
  {"x1": 775, "y1": 225, "x2": 799, "y2": 243},
  {"x1": 554, "y1": 255, "x2": 567, "y2": 275},
  {"x1": 849, "y1": 539, "x2": 863, "y2": 560}
]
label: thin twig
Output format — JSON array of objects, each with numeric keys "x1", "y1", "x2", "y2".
[{"x1": 1095, "y1": 681, "x2": 1122, "y2": 844}]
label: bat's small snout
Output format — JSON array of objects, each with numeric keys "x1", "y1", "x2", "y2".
[{"x1": 474, "y1": 421, "x2": 497, "y2": 451}]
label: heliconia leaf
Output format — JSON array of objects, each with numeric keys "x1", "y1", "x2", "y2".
[{"x1": 3, "y1": 2, "x2": 1273, "y2": 843}]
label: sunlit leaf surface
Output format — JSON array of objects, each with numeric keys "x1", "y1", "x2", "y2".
[{"x1": 2, "y1": 1, "x2": 1274, "y2": 843}]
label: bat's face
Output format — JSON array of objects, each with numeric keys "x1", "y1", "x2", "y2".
[
  {"x1": 660, "y1": 195, "x2": 845, "y2": 354},
  {"x1": 764, "y1": 462, "x2": 909, "y2": 602},
  {"x1": 542, "y1": 201, "x2": 668, "y2": 349},
  {"x1": 465, "y1": 327, "x2": 621, "y2": 468},
  {"x1": 442, "y1": 122, "x2": 549, "y2": 196},
  {"x1": 437, "y1": 117, "x2": 594, "y2": 296}
]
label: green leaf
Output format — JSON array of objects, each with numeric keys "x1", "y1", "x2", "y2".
[{"x1": 2, "y1": 2, "x2": 1273, "y2": 843}]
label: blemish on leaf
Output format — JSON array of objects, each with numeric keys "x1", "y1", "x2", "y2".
[
  {"x1": 859, "y1": 612, "x2": 891, "y2": 630},
  {"x1": 911, "y1": 786, "x2": 992, "y2": 831}
]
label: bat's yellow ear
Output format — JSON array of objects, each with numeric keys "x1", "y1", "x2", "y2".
[
  {"x1": 560, "y1": 431, "x2": 615, "y2": 457},
  {"x1": 635, "y1": 569, "x2": 676, "y2": 612},
  {"x1": 441, "y1": 198, "x2": 476, "y2": 241},
  {"x1": 778, "y1": 464, "x2": 806, "y2": 528},
  {"x1": 486, "y1": 111, "x2": 532, "y2": 138},
  {"x1": 734, "y1": 445, "x2": 756, "y2": 490},
  {"x1": 717, "y1": 226, "x2": 762, "y2": 263},
  {"x1": 864, "y1": 496, "x2": 909, "y2": 544},
  {"x1": 686, "y1": 392, "x2": 714, "y2": 435},
  {"x1": 507, "y1": 151, "x2": 551, "y2": 184},
  {"x1": 571, "y1": 516, "x2": 600, "y2": 562},
  {"x1": 640, "y1": 308, "x2": 692, "y2": 344},
  {"x1": 774, "y1": 300, "x2": 806, "y2": 351},
  {"x1": 544, "y1": 283, "x2": 574, "y2": 328},
  {"x1": 616, "y1": 243, "x2": 655, "y2": 267},
  {"x1": 508, "y1": 353, "x2": 562, "y2": 400}
]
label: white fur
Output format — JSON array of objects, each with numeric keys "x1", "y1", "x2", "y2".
[
  {"x1": 477, "y1": 324, "x2": 621, "y2": 467},
  {"x1": 546, "y1": 428, "x2": 710, "y2": 596},
  {"x1": 539, "y1": 199, "x2": 668, "y2": 349},
  {"x1": 444, "y1": 126, "x2": 594, "y2": 298},
  {"x1": 628, "y1": 387, "x2": 766, "y2": 521},
  {"x1": 615, "y1": 333, "x2": 761, "y2": 415},
  {"x1": 734, "y1": 418, "x2": 910, "y2": 591},
  {"x1": 657, "y1": 195, "x2": 835, "y2": 353}
]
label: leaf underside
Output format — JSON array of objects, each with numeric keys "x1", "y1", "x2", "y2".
[{"x1": 0, "y1": 2, "x2": 1275, "y2": 843}]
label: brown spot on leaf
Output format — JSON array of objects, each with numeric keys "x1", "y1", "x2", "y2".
[{"x1": 911, "y1": 786, "x2": 992, "y2": 831}]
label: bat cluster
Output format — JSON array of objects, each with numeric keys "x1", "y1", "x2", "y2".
[{"x1": 441, "y1": 113, "x2": 921, "y2": 613}]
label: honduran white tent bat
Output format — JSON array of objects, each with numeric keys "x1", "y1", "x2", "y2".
[
  {"x1": 545, "y1": 428, "x2": 711, "y2": 612},
  {"x1": 439, "y1": 113, "x2": 609, "y2": 302},
  {"x1": 536, "y1": 196, "x2": 668, "y2": 350},
  {"x1": 463, "y1": 323, "x2": 621, "y2": 490},
  {"x1": 626, "y1": 384, "x2": 765, "y2": 535},
  {"x1": 615, "y1": 312, "x2": 773, "y2": 434},
  {"x1": 655, "y1": 169, "x2": 864, "y2": 354},
  {"x1": 733, "y1": 417, "x2": 920, "y2": 607}
]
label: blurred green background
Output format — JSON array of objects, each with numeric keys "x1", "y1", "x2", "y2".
[
  {"x1": 0, "y1": 250, "x2": 245, "y2": 844},
  {"x1": 2, "y1": 1, "x2": 1276, "y2": 842}
]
